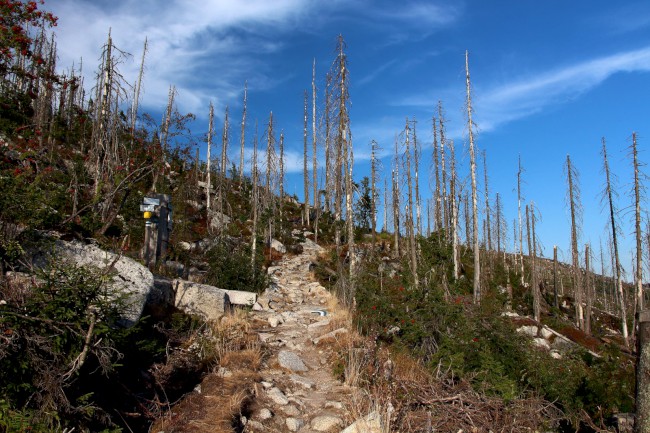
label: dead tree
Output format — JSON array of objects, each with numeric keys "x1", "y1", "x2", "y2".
[
  {"x1": 585, "y1": 244, "x2": 593, "y2": 334},
  {"x1": 517, "y1": 155, "x2": 525, "y2": 285},
  {"x1": 565, "y1": 154, "x2": 584, "y2": 331},
  {"x1": 239, "y1": 82, "x2": 248, "y2": 182},
  {"x1": 601, "y1": 138, "x2": 628, "y2": 343},
  {"x1": 312, "y1": 59, "x2": 319, "y2": 241},
  {"x1": 130, "y1": 37, "x2": 147, "y2": 143},
  {"x1": 404, "y1": 119, "x2": 419, "y2": 288},
  {"x1": 251, "y1": 121, "x2": 259, "y2": 269},
  {"x1": 631, "y1": 132, "x2": 645, "y2": 313},
  {"x1": 371, "y1": 140, "x2": 380, "y2": 247},
  {"x1": 438, "y1": 102, "x2": 449, "y2": 236},
  {"x1": 483, "y1": 150, "x2": 492, "y2": 251},
  {"x1": 432, "y1": 116, "x2": 442, "y2": 233},
  {"x1": 206, "y1": 102, "x2": 214, "y2": 226},
  {"x1": 529, "y1": 203, "x2": 541, "y2": 322},
  {"x1": 413, "y1": 118, "x2": 422, "y2": 235},
  {"x1": 279, "y1": 131, "x2": 285, "y2": 219},
  {"x1": 465, "y1": 50, "x2": 481, "y2": 304},
  {"x1": 221, "y1": 106, "x2": 230, "y2": 177},
  {"x1": 303, "y1": 90, "x2": 310, "y2": 226},
  {"x1": 449, "y1": 139, "x2": 459, "y2": 280}
]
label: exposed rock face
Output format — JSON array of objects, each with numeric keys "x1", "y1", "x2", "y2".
[
  {"x1": 311, "y1": 415, "x2": 343, "y2": 431},
  {"x1": 55, "y1": 240, "x2": 154, "y2": 327},
  {"x1": 172, "y1": 279, "x2": 231, "y2": 321},
  {"x1": 209, "y1": 211, "x2": 231, "y2": 231},
  {"x1": 224, "y1": 289, "x2": 257, "y2": 306}
]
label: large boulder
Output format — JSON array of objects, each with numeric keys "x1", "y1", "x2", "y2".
[
  {"x1": 54, "y1": 240, "x2": 154, "y2": 327},
  {"x1": 173, "y1": 279, "x2": 231, "y2": 320},
  {"x1": 225, "y1": 289, "x2": 257, "y2": 306}
]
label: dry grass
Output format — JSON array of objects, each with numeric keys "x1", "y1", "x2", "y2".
[{"x1": 151, "y1": 309, "x2": 264, "y2": 433}]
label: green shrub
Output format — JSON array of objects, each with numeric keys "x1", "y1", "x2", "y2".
[{"x1": 203, "y1": 239, "x2": 267, "y2": 293}]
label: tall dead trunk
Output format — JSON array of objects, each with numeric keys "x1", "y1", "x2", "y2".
[
  {"x1": 585, "y1": 243, "x2": 593, "y2": 334},
  {"x1": 251, "y1": 121, "x2": 259, "y2": 270},
  {"x1": 517, "y1": 155, "x2": 525, "y2": 285},
  {"x1": 530, "y1": 203, "x2": 540, "y2": 322},
  {"x1": 566, "y1": 154, "x2": 584, "y2": 331},
  {"x1": 449, "y1": 139, "x2": 459, "y2": 280},
  {"x1": 303, "y1": 90, "x2": 310, "y2": 226},
  {"x1": 601, "y1": 138, "x2": 628, "y2": 343},
  {"x1": 438, "y1": 102, "x2": 448, "y2": 237},
  {"x1": 131, "y1": 37, "x2": 147, "y2": 143},
  {"x1": 632, "y1": 132, "x2": 644, "y2": 313},
  {"x1": 553, "y1": 245, "x2": 559, "y2": 309},
  {"x1": 432, "y1": 116, "x2": 442, "y2": 233},
  {"x1": 312, "y1": 59, "x2": 319, "y2": 242},
  {"x1": 239, "y1": 82, "x2": 247, "y2": 182},
  {"x1": 413, "y1": 118, "x2": 422, "y2": 236},
  {"x1": 465, "y1": 50, "x2": 481, "y2": 304},
  {"x1": 483, "y1": 150, "x2": 492, "y2": 251},
  {"x1": 221, "y1": 106, "x2": 229, "y2": 177},
  {"x1": 404, "y1": 119, "x2": 419, "y2": 288},
  {"x1": 206, "y1": 102, "x2": 214, "y2": 227},
  {"x1": 371, "y1": 140, "x2": 379, "y2": 248}
]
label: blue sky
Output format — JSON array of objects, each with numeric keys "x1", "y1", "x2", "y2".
[{"x1": 49, "y1": 0, "x2": 650, "y2": 277}]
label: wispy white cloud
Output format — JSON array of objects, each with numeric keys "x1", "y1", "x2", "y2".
[
  {"x1": 476, "y1": 46, "x2": 650, "y2": 131},
  {"x1": 50, "y1": 0, "x2": 324, "y2": 116},
  {"x1": 358, "y1": 59, "x2": 398, "y2": 86},
  {"x1": 393, "y1": 46, "x2": 650, "y2": 134}
]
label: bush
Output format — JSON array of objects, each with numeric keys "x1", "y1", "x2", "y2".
[{"x1": 203, "y1": 238, "x2": 267, "y2": 293}]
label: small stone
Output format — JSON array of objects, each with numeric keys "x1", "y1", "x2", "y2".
[
  {"x1": 311, "y1": 415, "x2": 343, "y2": 431},
  {"x1": 286, "y1": 417, "x2": 304, "y2": 432},
  {"x1": 289, "y1": 374, "x2": 315, "y2": 389},
  {"x1": 267, "y1": 387, "x2": 289, "y2": 405},
  {"x1": 278, "y1": 350, "x2": 309, "y2": 372},
  {"x1": 550, "y1": 350, "x2": 562, "y2": 359},
  {"x1": 246, "y1": 420, "x2": 265, "y2": 431},
  {"x1": 341, "y1": 411, "x2": 381, "y2": 433},
  {"x1": 258, "y1": 408, "x2": 273, "y2": 420},
  {"x1": 282, "y1": 405, "x2": 301, "y2": 416},
  {"x1": 269, "y1": 315, "x2": 283, "y2": 328},
  {"x1": 325, "y1": 401, "x2": 344, "y2": 410},
  {"x1": 533, "y1": 337, "x2": 550, "y2": 349},
  {"x1": 261, "y1": 381, "x2": 273, "y2": 389}
]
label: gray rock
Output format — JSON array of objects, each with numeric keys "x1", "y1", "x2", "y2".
[
  {"x1": 286, "y1": 417, "x2": 304, "y2": 432},
  {"x1": 282, "y1": 405, "x2": 301, "y2": 416},
  {"x1": 278, "y1": 350, "x2": 308, "y2": 372},
  {"x1": 540, "y1": 326, "x2": 554, "y2": 340},
  {"x1": 225, "y1": 289, "x2": 257, "y2": 306},
  {"x1": 517, "y1": 325, "x2": 538, "y2": 337},
  {"x1": 246, "y1": 420, "x2": 265, "y2": 431},
  {"x1": 311, "y1": 415, "x2": 343, "y2": 431},
  {"x1": 269, "y1": 315, "x2": 283, "y2": 328},
  {"x1": 54, "y1": 240, "x2": 154, "y2": 327},
  {"x1": 271, "y1": 239, "x2": 286, "y2": 253},
  {"x1": 257, "y1": 408, "x2": 273, "y2": 420},
  {"x1": 341, "y1": 412, "x2": 381, "y2": 433},
  {"x1": 302, "y1": 238, "x2": 323, "y2": 252},
  {"x1": 267, "y1": 387, "x2": 289, "y2": 405},
  {"x1": 173, "y1": 279, "x2": 231, "y2": 321},
  {"x1": 209, "y1": 210, "x2": 231, "y2": 231},
  {"x1": 533, "y1": 337, "x2": 551, "y2": 349},
  {"x1": 289, "y1": 374, "x2": 315, "y2": 389}
]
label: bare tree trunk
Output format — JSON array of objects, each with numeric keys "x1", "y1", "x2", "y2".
[
  {"x1": 392, "y1": 169, "x2": 400, "y2": 258},
  {"x1": 465, "y1": 50, "x2": 481, "y2": 304},
  {"x1": 566, "y1": 154, "x2": 584, "y2": 331},
  {"x1": 131, "y1": 37, "x2": 147, "y2": 143},
  {"x1": 483, "y1": 150, "x2": 491, "y2": 251},
  {"x1": 432, "y1": 116, "x2": 441, "y2": 233},
  {"x1": 324, "y1": 73, "x2": 332, "y2": 214},
  {"x1": 632, "y1": 132, "x2": 644, "y2": 313},
  {"x1": 312, "y1": 60, "x2": 319, "y2": 241},
  {"x1": 221, "y1": 106, "x2": 229, "y2": 177},
  {"x1": 531, "y1": 203, "x2": 540, "y2": 322},
  {"x1": 585, "y1": 243, "x2": 593, "y2": 334},
  {"x1": 251, "y1": 122, "x2": 259, "y2": 270},
  {"x1": 413, "y1": 118, "x2": 422, "y2": 236},
  {"x1": 384, "y1": 178, "x2": 388, "y2": 234},
  {"x1": 404, "y1": 119, "x2": 418, "y2": 288},
  {"x1": 602, "y1": 138, "x2": 628, "y2": 343},
  {"x1": 517, "y1": 155, "x2": 525, "y2": 285},
  {"x1": 438, "y1": 102, "x2": 448, "y2": 237},
  {"x1": 206, "y1": 102, "x2": 214, "y2": 229},
  {"x1": 554, "y1": 245, "x2": 559, "y2": 309},
  {"x1": 449, "y1": 139, "x2": 459, "y2": 280},
  {"x1": 371, "y1": 140, "x2": 379, "y2": 248},
  {"x1": 279, "y1": 131, "x2": 285, "y2": 222},
  {"x1": 239, "y1": 82, "x2": 247, "y2": 182},
  {"x1": 303, "y1": 90, "x2": 310, "y2": 226}
]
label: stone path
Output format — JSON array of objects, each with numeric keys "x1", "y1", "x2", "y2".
[{"x1": 244, "y1": 239, "x2": 357, "y2": 433}]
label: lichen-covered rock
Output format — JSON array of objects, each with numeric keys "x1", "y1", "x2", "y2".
[
  {"x1": 173, "y1": 279, "x2": 231, "y2": 321},
  {"x1": 55, "y1": 240, "x2": 154, "y2": 327}
]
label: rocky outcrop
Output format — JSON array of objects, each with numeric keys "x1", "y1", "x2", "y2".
[
  {"x1": 225, "y1": 289, "x2": 257, "y2": 306},
  {"x1": 54, "y1": 240, "x2": 154, "y2": 327},
  {"x1": 173, "y1": 279, "x2": 231, "y2": 321}
]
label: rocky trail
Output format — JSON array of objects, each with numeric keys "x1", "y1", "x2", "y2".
[{"x1": 244, "y1": 239, "x2": 362, "y2": 433}]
